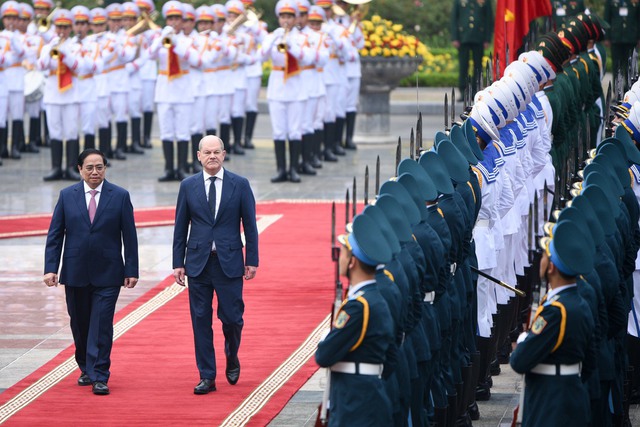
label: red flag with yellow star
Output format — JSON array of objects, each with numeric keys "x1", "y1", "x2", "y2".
[{"x1": 493, "y1": 0, "x2": 552, "y2": 77}]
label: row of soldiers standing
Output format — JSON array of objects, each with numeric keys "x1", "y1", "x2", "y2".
[
  {"x1": 0, "y1": 0, "x2": 364, "y2": 183},
  {"x1": 314, "y1": 12, "x2": 640, "y2": 427}
]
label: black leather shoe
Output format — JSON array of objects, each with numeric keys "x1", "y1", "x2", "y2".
[
  {"x1": 92, "y1": 381, "x2": 109, "y2": 395},
  {"x1": 226, "y1": 358, "x2": 240, "y2": 385},
  {"x1": 78, "y1": 372, "x2": 91, "y2": 386},
  {"x1": 468, "y1": 401, "x2": 480, "y2": 421},
  {"x1": 194, "y1": 379, "x2": 216, "y2": 395}
]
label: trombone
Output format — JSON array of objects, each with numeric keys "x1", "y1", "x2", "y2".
[
  {"x1": 126, "y1": 11, "x2": 160, "y2": 36},
  {"x1": 37, "y1": 7, "x2": 58, "y2": 33}
]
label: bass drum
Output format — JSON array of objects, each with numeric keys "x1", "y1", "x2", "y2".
[{"x1": 24, "y1": 70, "x2": 45, "y2": 103}]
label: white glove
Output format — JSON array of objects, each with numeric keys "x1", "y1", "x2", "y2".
[
  {"x1": 161, "y1": 26, "x2": 174, "y2": 38},
  {"x1": 10, "y1": 34, "x2": 24, "y2": 53},
  {"x1": 125, "y1": 62, "x2": 136, "y2": 74},
  {"x1": 49, "y1": 36, "x2": 60, "y2": 47},
  {"x1": 273, "y1": 27, "x2": 285, "y2": 38}
]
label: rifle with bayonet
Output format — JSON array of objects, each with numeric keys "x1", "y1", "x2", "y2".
[
  {"x1": 416, "y1": 112, "x2": 423, "y2": 158},
  {"x1": 410, "y1": 128, "x2": 415, "y2": 161},
  {"x1": 444, "y1": 93, "x2": 450, "y2": 133},
  {"x1": 364, "y1": 166, "x2": 369, "y2": 207},
  {"x1": 316, "y1": 201, "x2": 344, "y2": 426}
]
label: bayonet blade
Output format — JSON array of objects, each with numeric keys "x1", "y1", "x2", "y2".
[
  {"x1": 375, "y1": 155, "x2": 380, "y2": 196},
  {"x1": 410, "y1": 127, "x2": 415, "y2": 160},
  {"x1": 395, "y1": 137, "x2": 401, "y2": 175},
  {"x1": 364, "y1": 166, "x2": 369, "y2": 207},
  {"x1": 543, "y1": 181, "x2": 549, "y2": 223},
  {"x1": 451, "y1": 88, "x2": 456, "y2": 126},
  {"x1": 352, "y1": 177, "x2": 357, "y2": 219},
  {"x1": 417, "y1": 112, "x2": 423, "y2": 156},
  {"x1": 444, "y1": 93, "x2": 449, "y2": 132},
  {"x1": 345, "y1": 188, "x2": 350, "y2": 227},
  {"x1": 331, "y1": 201, "x2": 336, "y2": 246}
]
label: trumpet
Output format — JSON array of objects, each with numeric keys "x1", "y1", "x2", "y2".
[
  {"x1": 162, "y1": 29, "x2": 175, "y2": 48},
  {"x1": 277, "y1": 27, "x2": 290, "y2": 53},
  {"x1": 50, "y1": 37, "x2": 67, "y2": 59}
]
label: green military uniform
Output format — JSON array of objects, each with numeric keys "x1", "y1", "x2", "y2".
[
  {"x1": 450, "y1": 0, "x2": 494, "y2": 97},
  {"x1": 604, "y1": 0, "x2": 640, "y2": 91},
  {"x1": 552, "y1": 0, "x2": 585, "y2": 29}
]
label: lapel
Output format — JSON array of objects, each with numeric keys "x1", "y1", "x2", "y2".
[
  {"x1": 92, "y1": 180, "x2": 114, "y2": 226},
  {"x1": 192, "y1": 172, "x2": 213, "y2": 224},
  {"x1": 72, "y1": 182, "x2": 91, "y2": 227},
  {"x1": 216, "y1": 170, "x2": 236, "y2": 223}
]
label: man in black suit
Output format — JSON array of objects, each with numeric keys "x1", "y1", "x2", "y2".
[
  {"x1": 172, "y1": 135, "x2": 259, "y2": 395},
  {"x1": 44, "y1": 148, "x2": 139, "y2": 396}
]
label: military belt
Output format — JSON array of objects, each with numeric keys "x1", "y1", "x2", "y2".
[
  {"x1": 531, "y1": 363, "x2": 580, "y2": 376},
  {"x1": 331, "y1": 361, "x2": 383, "y2": 377}
]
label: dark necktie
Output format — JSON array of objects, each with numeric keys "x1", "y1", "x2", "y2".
[{"x1": 208, "y1": 176, "x2": 217, "y2": 220}]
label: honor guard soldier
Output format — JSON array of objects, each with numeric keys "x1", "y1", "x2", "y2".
[
  {"x1": 29, "y1": 0, "x2": 55, "y2": 41},
  {"x1": 71, "y1": 5, "x2": 102, "y2": 151},
  {"x1": 450, "y1": 0, "x2": 494, "y2": 99},
  {"x1": 149, "y1": 0, "x2": 201, "y2": 182},
  {"x1": 135, "y1": 0, "x2": 158, "y2": 149},
  {"x1": 552, "y1": 0, "x2": 586, "y2": 29},
  {"x1": 121, "y1": 2, "x2": 145, "y2": 155},
  {"x1": 605, "y1": 0, "x2": 640, "y2": 92},
  {"x1": 261, "y1": 0, "x2": 313, "y2": 183},
  {"x1": 1, "y1": 1, "x2": 26, "y2": 160},
  {"x1": 37, "y1": 9, "x2": 89, "y2": 181},
  {"x1": 315, "y1": 213, "x2": 395, "y2": 427},
  {"x1": 511, "y1": 219, "x2": 596, "y2": 427},
  {"x1": 241, "y1": 0, "x2": 266, "y2": 150}
]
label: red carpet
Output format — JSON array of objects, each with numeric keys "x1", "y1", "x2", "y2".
[
  {"x1": 0, "y1": 207, "x2": 176, "y2": 239},
  {"x1": 0, "y1": 201, "x2": 344, "y2": 425}
]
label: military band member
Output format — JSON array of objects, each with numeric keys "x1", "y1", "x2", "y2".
[
  {"x1": 136, "y1": 0, "x2": 158, "y2": 149},
  {"x1": 204, "y1": 4, "x2": 236, "y2": 153},
  {"x1": 90, "y1": 7, "x2": 115, "y2": 158},
  {"x1": 1, "y1": 1, "x2": 26, "y2": 160},
  {"x1": 308, "y1": 5, "x2": 329, "y2": 169},
  {"x1": 297, "y1": 0, "x2": 328, "y2": 175},
  {"x1": 71, "y1": 5, "x2": 101, "y2": 151},
  {"x1": 20, "y1": 2, "x2": 44, "y2": 152},
  {"x1": 261, "y1": 0, "x2": 313, "y2": 183},
  {"x1": 241, "y1": 0, "x2": 266, "y2": 150},
  {"x1": 37, "y1": 9, "x2": 89, "y2": 181},
  {"x1": 315, "y1": 213, "x2": 395, "y2": 427},
  {"x1": 121, "y1": 2, "x2": 145, "y2": 155},
  {"x1": 149, "y1": 0, "x2": 201, "y2": 182},
  {"x1": 104, "y1": 3, "x2": 137, "y2": 160}
]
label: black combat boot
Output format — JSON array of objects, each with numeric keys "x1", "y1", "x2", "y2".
[
  {"x1": 333, "y1": 116, "x2": 346, "y2": 155},
  {"x1": 64, "y1": 139, "x2": 82, "y2": 181},
  {"x1": 323, "y1": 122, "x2": 338, "y2": 162},
  {"x1": 244, "y1": 111, "x2": 257, "y2": 149},
  {"x1": 114, "y1": 122, "x2": 127, "y2": 160},
  {"x1": 220, "y1": 123, "x2": 231, "y2": 161},
  {"x1": 270, "y1": 140, "x2": 288, "y2": 183},
  {"x1": 298, "y1": 134, "x2": 317, "y2": 175},
  {"x1": 9, "y1": 120, "x2": 21, "y2": 159},
  {"x1": 310, "y1": 129, "x2": 323, "y2": 168},
  {"x1": 176, "y1": 140, "x2": 190, "y2": 181},
  {"x1": 344, "y1": 111, "x2": 357, "y2": 149},
  {"x1": 43, "y1": 139, "x2": 64, "y2": 181},
  {"x1": 129, "y1": 117, "x2": 144, "y2": 154},
  {"x1": 142, "y1": 111, "x2": 153, "y2": 148},
  {"x1": 231, "y1": 116, "x2": 245, "y2": 154},
  {"x1": 84, "y1": 134, "x2": 95, "y2": 150},
  {"x1": 288, "y1": 140, "x2": 301, "y2": 183},
  {"x1": 158, "y1": 140, "x2": 175, "y2": 182},
  {"x1": 191, "y1": 133, "x2": 203, "y2": 173}
]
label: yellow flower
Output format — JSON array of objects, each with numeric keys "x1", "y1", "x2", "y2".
[
  {"x1": 371, "y1": 15, "x2": 381, "y2": 24},
  {"x1": 392, "y1": 24, "x2": 403, "y2": 32},
  {"x1": 361, "y1": 49, "x2": 369, "y2": 56}
]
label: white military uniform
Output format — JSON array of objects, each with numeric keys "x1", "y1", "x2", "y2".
[{"x1": 203, "y1": 26, "x2": 236, "y2": 135}]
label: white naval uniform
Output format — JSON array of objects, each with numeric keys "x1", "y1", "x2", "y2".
[
  {"x1": 37, "y1": 38, "x2": 91, "y2": 140},
  {"x1": 228, "y1": 27, "x2": 254, "y2": 119},
  {"x1": 149, "y1": 31, "x2": 201, "y2": 141},
  {"x1": 204, "y1": 32, "x2": 235, "y2": 131},
  {"x1": 0, "y1": 31, "x2": 23, "y2": 126},
  {"x1": 337, "y1": 16, "x2": 363, "y2": 114},
  {"x1": 629, "y1": 165, "x2": 640, "y2": 338},
  {"x1": 94, "y1": 33, "x2": 117, "y2": 129},
  {"x1": 126, "y1": 33, "x2": 146, "y2": 121},
  {"x1": 186, "y1": 29, "x2": 209, "y2": 136},
  {"x1": 261, "y1": 26, "x2": 312, "y2": 141},
  {"x1": 24, "y1": 32, "x2": 45, "y2": 120}
]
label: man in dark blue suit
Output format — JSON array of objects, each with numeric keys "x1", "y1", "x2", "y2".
[
  {"x1": 172, "y1": 135, "x2": 259, "y2": 395},
  {"x1": 44, "y1": 148, "x2": 139, "y2": 396}
]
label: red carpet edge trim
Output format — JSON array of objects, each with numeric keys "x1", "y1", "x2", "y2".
[
  {"x1": 221, "y1": 314, "x2": 330, "y2": 426},
  {"x1": 0, "y1": 283, "x2": 185, "y2": 423}
]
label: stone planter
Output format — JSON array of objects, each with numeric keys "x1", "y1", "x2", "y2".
[{"x1": 355, "y1": 56, "x2": 422, "y2": 143}]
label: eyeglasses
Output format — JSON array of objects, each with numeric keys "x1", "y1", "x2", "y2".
[{"x1": 83, "y1": 165, "x2": 105, "y2": 172}]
